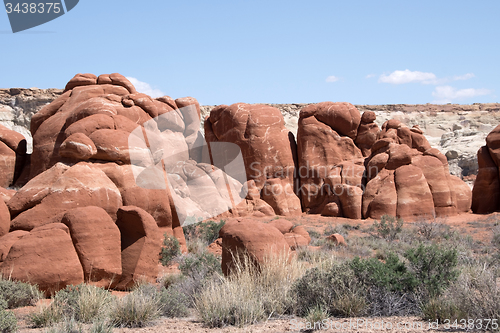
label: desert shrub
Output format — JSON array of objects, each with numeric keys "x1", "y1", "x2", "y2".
[
  {"x1": 292, "y1": 261, "x2": 366, "y2": 317},
  {"x1": 493, "y1": 227, "x2": 500, "y2": 251},
  {"x1": 28, "y1": 303, "x2": 63, "y2": 328},
  {"x1": 0, "y1": 278, "x2": 42, "y2": 309},
  {"x1": 182, "y1": 223, "x2": 197, "y2": 241},
  {"x1": 350, "y1": 253, "x2": 418, "y2": 292},
  {"x1": 160, "y1": 234, "x2": 181, "y2": 266},
  {"x1": 52, "y1": 284, "x2": 114, "y2": 323},
  {"x1": 371, "y1": 215, "x2": 403, "y2": 241},
  {"x1": 198, "y1": 220, "x2": 225, "y2": 244},
  {"x1": 415, "y1": 218, "x2": 451, "y2": 241},
  {"x1": 44, "y1": 317, "x2": 83, "y2": 333},
  {"x1": 158, "y1": 286, "x2": 190, "y2": 318},
  {"x1": 350, "y1": 253, "x2": 421, "y2": 316},
  {"x1": 195, "y1": 253, "x2": 305, "y2": 327},
  {"x1": 322, "y1": 224, "x2": 348, "y2": 238},
  {"x1": 182, "y1": 220, "x2": 225, "y2": 245},
  {"x1": 423, "y1": 262, "x2": 500, "y2": 323},
  {"x1": 88, "y1": 320, "x2": 114, "y2": 333},
  {"x1": 305, "y1": 305, "x2": 329, "y2": 329},
  {"x1": 158, "y1": 273, "x2": 183, "y2": 289},
  {"x1": 0, "y1": 300, "x2": 17, "y2": 333},
  {"x1": 109, "y1": 285, "x2": 160, "y2": 328},
  {"x1": 179, "y1": 251, "x2": 221, "y2": 280},
  {"x1": 404, "y1": 244, "x2": 459, "y2": 297}
]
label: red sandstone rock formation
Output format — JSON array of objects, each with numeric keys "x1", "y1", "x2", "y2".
[
  {"x1": 363, "y1": 120, "x2": 471, "y2": 219},
  {"x1": 0, "y1": 124, "x2": 26, "y2": 187},
  {"x1": 296, "y1": 102, "x2": 365, "y2": 217},
  {"x1": 205, "y1": 103, "x2": 301, "y2": 216},
  {"x1": 472, "y1": 125, "x2": 500, "y2": 213}
]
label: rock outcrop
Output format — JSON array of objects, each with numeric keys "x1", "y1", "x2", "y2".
[
  {"x1": 205, "y1": 103, "x2": 301, "y2": 216},
  {"x1": 363, "y1": 120, "x2": 471, "y2": 219},
  {"x1": 296, "y1": 102, "x2": 365, "y2": 218},
  {"x1": 472, "y1": 125, "x2": 500, "y2": 213}
]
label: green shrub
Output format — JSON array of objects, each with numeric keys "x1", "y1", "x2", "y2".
[
  {"x1": 350, "y1": 253, "x2": 418, "y2": 292},
  {"x1": 109, "y1": 285, "x2": 160, "y2": 328},
  {"x1": 182, "y1": 223, "x2": 197, "y2": 242},
  {"x1": 52, "y1": 284, "x2": 114, "y2": 323},
  {"x1": 198, "y1": 220, "x2": 225, "y2": 244},
  {"x1": 0, "y1": 278, "x2": 42, "y2": 309},
  {"x1": 160, "y1": 234, "x2": 181, "y2": 266},
  {"x1": 372, "y1": 215, "x2": 403, "y2": 241},
  {"x1": 292, "y1": 262, "x2": 366, "y2": 317},
  {"x1": 404, "y1": 244, "x2": 459, "y2": 297},
  {"x1": 0, "y1": 308, "x2": 17, "y2": 333},
  {"x1": 179, "y1": 251, "x2": 222, "y2": 279}
]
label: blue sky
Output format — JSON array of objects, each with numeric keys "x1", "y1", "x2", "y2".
[{"x1": 1, "y1": 0, "x2": 498, "y2": 105}]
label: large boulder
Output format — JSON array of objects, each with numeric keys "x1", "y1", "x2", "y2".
[
  {"x1": 0, "y1": 223, "x2": 84, "y2": 295},
  {"x1": 219, "y1": 219, "x2": 292, "y2": 276},
  {"x1": 115, "y1": 206, "x2": 162, "y2": 290},
  {"x1": 205, "y1": 103, "x2": 301, "y2": 216},
  {"x1": 62, "y1": 207, "x2": 122, "y2": 288}
]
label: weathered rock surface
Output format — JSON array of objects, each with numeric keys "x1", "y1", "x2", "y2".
[
  {"x1": 115, "y1": 206, "x2": 161, "y2": 290},
  {"x1": 219, "y1": 219, "x2": 292, "y2": 276},
  {"x1": 363, "y1": 120, "x2": 471, "y2": 219},
  {"x1": 296, "y1": 102, "x2": 364, "y2": 217},
  {"x1": 205, "y1": 103, "x2": 301, "y2": 216},
  {"x1": 62, "y1": 207, "x2": 122, "y2": 288},
  {"x1": 472, "y1": 125, "x2": 500, "y2": 213},
  {"x1": 0, "y1": 223, "x2": 84, "y2": 295}
]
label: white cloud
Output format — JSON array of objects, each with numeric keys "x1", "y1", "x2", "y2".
[
  {"x1": 378, "y1": 70, "x2": 476, "y2": 85},
  {"x1": 453, "y1": 73, "x2": 475, "y2": 81},
  {"x1": 379, "y1": 69, "x2": 438, "y2": 84},
  {"x1": 126, "y1": 77, "x2": 165, "y2": 98},
  {"x1": 326, "y1": 75, "x2": 340, "y2": 83},
  {"x1": 365, "y1": 74, "x2": 376, "y2": 79},
  {"x1": 431, "y1": 85, "x2": 492, "y2": 104}
]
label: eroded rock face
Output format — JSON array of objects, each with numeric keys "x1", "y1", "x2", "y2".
[
  {"x1": 472, "y1": 125, "x2": 500, "y2": 213},
  {"x1": 363, "y1": 121, "x2": 471, "y2": 219},
  {"x1": 8, "y1": 162, "x2": 122, "y2": 232},
  {"x1": 205, "y1": 103, "x2": 301, "y2": 216},
  {"x1": 296, "y1": 102, "x2": 364, "y2": 217}
]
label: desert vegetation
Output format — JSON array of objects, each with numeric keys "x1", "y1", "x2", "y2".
[{"x1": 0, "y1": 216, "x2": 499, "y2": 332}]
